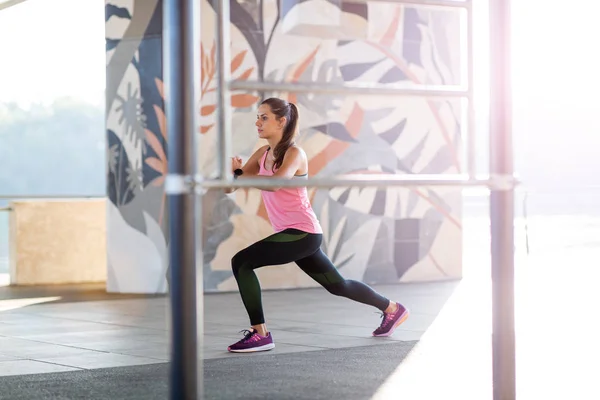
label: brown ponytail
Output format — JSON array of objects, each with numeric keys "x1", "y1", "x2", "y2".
[{"x1": 260, "y1": 98, "x2": 299, "y2": 171}]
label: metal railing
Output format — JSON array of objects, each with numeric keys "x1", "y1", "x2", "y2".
[{"x1": 163, "y1": 0, "x2": 515, "y2": 399}]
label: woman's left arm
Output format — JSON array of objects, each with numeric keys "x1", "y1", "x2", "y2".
[{"x1": 238, "y1": 147, "x2": 303, "y2": 192}]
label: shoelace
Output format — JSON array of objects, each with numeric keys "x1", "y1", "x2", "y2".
[
  {"x1": 375, "y1": 311, "x2": 394, "y2": 328},
  {"x1": 238, "y1": 329, "x2": 256, "y2": 343}
]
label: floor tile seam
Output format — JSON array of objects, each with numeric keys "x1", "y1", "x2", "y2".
[
  {"x1": 31, "y1": 352, "x2": 170, "y2": 366},
  {"x1": 0, "y1": 337, "x2": 115, "y2": 353},
  {"x1": 0, "y1": 315, "x2": 168, "y2": 333},
  {"x1": 5, "y1": 358, "x2": 88, "y2": 371},
  {"x1": 108, "y1": 349, "x2": 169, "y2": 361},
  {"x1": 6, "y1": 310, "x2": 167, "y2": 322}
]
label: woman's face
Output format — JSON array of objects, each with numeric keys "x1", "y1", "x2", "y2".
[{"x1": 255, "y1": 104, "x2": 285, "y2": 140}]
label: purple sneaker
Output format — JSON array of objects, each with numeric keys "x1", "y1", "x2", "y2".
[
  {"x1": 227, "y1": 329, "x2": 275, "y2": 353},
  {"x1": 372, "y1": 303, "x2": 409, "y2": 337}
]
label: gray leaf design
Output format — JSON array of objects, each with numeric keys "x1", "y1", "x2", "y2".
[
  {"x1": 403, "y1": 8, "x2": 425, "y2": 67},
  {"x1": 297, "y1": 60, "x2": 343, "y2": 118},
  {"x1": 405, "y1": 190, "x2": 419, "y2": 217},
  {"x1": 317, "y1": 59, "x2": 341, "y2": 83},
  {"x1": 379, "y1": 118, "x2": 407, "y2": 145},
  {"x1": 265, "y1": 68, "x2": 279, "y2": 81},
  {"x1": 114, "y1": 82, "x2": 146, "y2": 147},
  {"x1": 201, "y1": 189, "x2": 237, "y2": 266},
  {"x1": 108, "y1": 144, "x2": 119, "y2": 174},
  {"x1": 379, "y1": 66, "x2": 408, "y2": 83},
  {"x1": 313, "y1": 123, "x2": 357, "y2": 143},
  {"x1": 419, "y1": 144, "x2": 453, "y2": 174},
  {"x1": 340, "y1": 58, "x2": 385, "y2": 81},
  {"x1": 126, "y1": 163, "x2": 143, "y2": 192},
  {"x1": 399, "y1": 131, "x2": 429, "y2": 171}
]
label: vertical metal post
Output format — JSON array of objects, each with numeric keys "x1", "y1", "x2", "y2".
[
  {"x1": 466, "y1": 3, "x2": 476, "y2": 179},
  {"x1": 163, "y1": 0, "x2": 203, "y2": 399},
  {"x1": 489, "y1": 0, "x2": 516, "y2": 399},
  {"x1": 215, "y1": 0, "x2": 232, "y2": 181}
]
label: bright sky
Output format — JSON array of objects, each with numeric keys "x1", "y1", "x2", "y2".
[{"x1": 0, "y1": 0, "x2": 106, "y2": 106}]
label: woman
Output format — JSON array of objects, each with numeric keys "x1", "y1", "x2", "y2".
[{"x1": 225, "y1": 97, "x2": 409, "y2": 353}]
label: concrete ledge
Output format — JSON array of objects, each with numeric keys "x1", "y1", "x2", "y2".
[{"x1": 9, "y1": 199, "x2": 107, "y2": 286}]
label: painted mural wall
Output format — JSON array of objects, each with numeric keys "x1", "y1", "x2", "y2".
[
  {"x1": 105, "y1": 0, "x2": 464, "y2": 294},
  {"x1": 105, "y1": 0, "x2": 167, "y2": 293}
]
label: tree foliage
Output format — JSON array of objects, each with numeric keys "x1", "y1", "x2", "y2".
[{"x1": 0, "y1": 98, "x2": 106, "y2": 198}]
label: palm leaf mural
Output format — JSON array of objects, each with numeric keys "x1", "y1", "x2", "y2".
[
  {"x1": 321, "y1": 209, "x2": 355, "y2": 271},
  {"x1": 207, "y1": 0, "x2": 368, "y2": 91},
  {"x1": 105, "y1": 3, "x2": 131, "y2": 21},
  {"x1": 144, "y1": 77, "x2": 168, "y2": 225},
  {"x1": 199, "y1": 41, "x2": 260, "y2": 134},
  {"x1": 336, "y1": 7, "x2": 462, "y2": 173},
  {"x1": 196, "y1": 0, "x2": 463, "y2": 287}
]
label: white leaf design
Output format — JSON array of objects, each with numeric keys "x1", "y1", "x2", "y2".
[
  {"x1": 106, "y1": 202, "x2": 165, "y2": 293},
  {"x1": 143, "y1": 211, "x2": 168, "y2": 293}
]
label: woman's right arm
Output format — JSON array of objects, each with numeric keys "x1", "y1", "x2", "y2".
[{"x1": 224, "y1": 145, "x2": 268, "y2": 194}]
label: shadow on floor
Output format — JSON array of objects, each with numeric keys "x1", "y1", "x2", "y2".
[{"x1": 0, "y1": 341, "x2": 417, "y2": 400}]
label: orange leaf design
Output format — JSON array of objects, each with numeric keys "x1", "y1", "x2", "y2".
[
  {"x1": 286, "y1": 46, "x2": 320, "y2": 104},
  {"x1": 308, "y1": 103, "x2": 364, "y2": 177},
  {"x1": 201, "y1": 104, "x2": 216, "y2": 116},
  {"x1": 231, "y1": 94, "x2": 259, "y2": 108},
  {"x1": 201, "y1": 43, "x2": 211, "y2": 87},
  {"x1": 291, "y1": 45, "x2": 320, "y2": 81},
  {"x1": 155, "y1": 78, "x2": 165, "y2": 100},
  {"x1": 145, "y1": 129, "x2": 167, "y2": 163},
  {"x1": 230, "y1": 50, "x2": 247, "y2": 73},
  {"x1": 200, "y1": 124, "x2": 214, "y2": 134},
  {"x1": 145, "y1": 157, "x2": 166, "y2": 174},
  {"x1": 380, "y1": 6, "x2": 402, "y2": 47},
  {"x1": 153, "y1": 105, "x2": 167, "y2": 140},
  {"x1": 210, "y1": 43, "x2": 216, "y2": 71},
  {"x1": 151, "y1": 175, "x2": 165, "y2": 187},
  {"x1": 237, "y1": 67, "x2": 254, "y2": 80}
]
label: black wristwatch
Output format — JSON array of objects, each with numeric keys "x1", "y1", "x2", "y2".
[{"x1": 233, "y1": 168, "x2": 243, "y2": 179}]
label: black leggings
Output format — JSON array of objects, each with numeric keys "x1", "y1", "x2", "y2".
[{"x1": 231, "y1": 228, "x2": 390, "y2": 325}]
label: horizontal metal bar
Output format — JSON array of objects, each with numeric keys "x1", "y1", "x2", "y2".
[
  {"x1": 229, "y1": 80, "x2": 468, "y2": 98},
  {"x1": 344, "y1": 0, "x2": 471, "y2": 8},
  {"x1": 0, "y1": 207, "x2": 12, "y2": 212},
  {"x1": 199, "y1": 174, "x2": 518, "y2": 190},
  {"x1": 0, "y1": 195, "x2": 105, "y2": 199}
]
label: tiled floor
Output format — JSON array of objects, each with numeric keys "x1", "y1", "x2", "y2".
[
  {"x1": 2, "y1": 215, "x2": 599, "y2": 398},
  {"x1": 0, "y1": 281, "x2": 456, "y2": 377}
]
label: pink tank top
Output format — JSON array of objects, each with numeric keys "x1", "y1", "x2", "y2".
[{"x1": 258, "y1": 148, "x2": 323, "y2": 234}]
